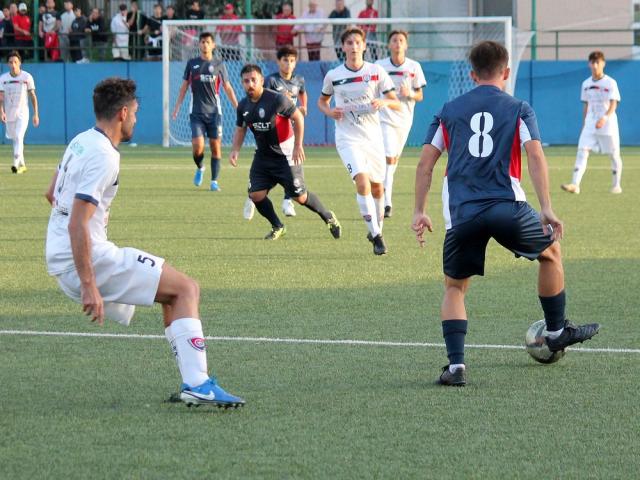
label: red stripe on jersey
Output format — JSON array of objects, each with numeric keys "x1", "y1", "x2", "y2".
[
  {"x1": 509, "y1": 118, "x2": 522, "y2": 180},
  {"x1": 442, "y1": 122, "x2": 450, "y2": 177},
  {"x1": 215, "y1": 75, "x2": 221, "y2": 95},
  {"x1": 275, "y1": 114, "x2": 293, "y2": 145}
]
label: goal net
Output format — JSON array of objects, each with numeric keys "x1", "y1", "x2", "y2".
[{"x1": 162, "y1": 17, "x2": 526, "y2": 147}]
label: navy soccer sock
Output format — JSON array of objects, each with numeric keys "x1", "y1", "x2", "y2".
[
  {"x1": 442, "y1": 319, "x2": 468, "y2": 365},
  {"x1": 254, "y1": 197, "x2": 283, "y2": 228},
  {"x1": 210, "y1": 157, "x2": 221, "y2": 181},
  {"x1": 193, "y1": 153, "x2": 204, "y2": 169},
  {"x1": 301, "y1": 191, "x2": 332, "y2": 222},
  {"x1": 539, "y1": 290, "x2": 566, "y2": 332}
]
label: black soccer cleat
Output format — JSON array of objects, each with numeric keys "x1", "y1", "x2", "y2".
[
  {"x1": 11, "y1": 165, "x2": 18, "y2": 174},
  {"x1": 384, "y1": 205, "x2": 392, "y2": 218},
  {"x1": 545, "y1": 321, "x2": 600, "y2": 352},
  {"x1": 327, "y1": 211, "x2": 342, "y2": 239},
  {"x1": 367, "y1": 232, "x2": 387, "y2": 255},
  {"x1": 437, "y1": 365, "x2": 466, "y2": 386}
]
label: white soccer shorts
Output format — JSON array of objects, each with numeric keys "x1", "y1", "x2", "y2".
[
  {"x1": 56, "y1": 246, "x2": 165, "y2": 326},
  {"x1": 5, "y1": 115, "x2": 28, "y2": 140},
  {"x1": 381, "y1": 122, "x2": 410, "y2": 159},
  {"x1": 337, "y1": 139, "x2": 386, "y2": 184},
  {"x1": 578, "y1": 129, "x2": 620, "y2": 154}
]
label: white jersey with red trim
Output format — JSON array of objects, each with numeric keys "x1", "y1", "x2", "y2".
[
  {"x1": 46, "y1": 128, "x2": 121, "y2": 275},
  {"x1": 375, "y1": 56, "x2": 426, "y2": 128},
  {"x1": 0, "y1": 70, "x2": 35, "y2": 122},
  {"x1": 321, "y1": 62, "x2": 395, "y2": 146},
  {"x1": 580, "y1": 74, "x2": 620, "y2": 136}
]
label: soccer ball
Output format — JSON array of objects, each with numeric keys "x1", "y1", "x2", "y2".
[{"x1": 525, "y1": 319, "x2": 565, "y2": 364}]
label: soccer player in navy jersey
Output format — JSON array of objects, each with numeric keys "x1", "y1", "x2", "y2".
[
  {"x1": 172, "y1": 31, "x2": 238, "y2": 191},
  {"x1": 243, "y1": 46, "x2": 308, "y2": 220},
  {"x1": 230, "y1": 63, "x2": 341, "y2": 241},
  {"x1": 412, "y1": 41, "x2": 600, "y2": 386}
]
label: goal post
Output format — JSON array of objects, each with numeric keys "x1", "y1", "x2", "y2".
[{"x1": 162, "y1": 16, "x2": 519, "y2": 147}]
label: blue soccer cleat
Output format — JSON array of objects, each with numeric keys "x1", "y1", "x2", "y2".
[
  {"x1": 180, "y1": 377, "x2": 245, "y2": 409},
  {"x1": 210, "y1": 180, "x2": 220, "y2": 191},
  {"x1": 193, "y1": 168, "x2": 204, "y2": 187}
]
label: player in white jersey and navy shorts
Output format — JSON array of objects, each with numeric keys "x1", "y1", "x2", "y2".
[
  {"x1": 376, "y1": 30, "x2": 426, "y2": 218},
  {"x1": 45, "y1": 78, "x2": 244, "y2": 408},
  {"x1": 318, "y1": 27, "x2": 401, "y2": 255},
  {"x1": 561, "y1": 51, "x2": 623, "y2": 194},
  {"x1": 0, "y1": 51, "x2": 39, "y2": 174}
]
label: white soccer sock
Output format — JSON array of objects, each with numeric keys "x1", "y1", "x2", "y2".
[
  {"x1": 170, "y1": 317, "x2": 209, "y2": 388},
  {"x1": 384, "y1": 163, "x2": 398, "y2": 207},
  {"x1": 545, "y1": 329, "x2": 563, "y2": 339},
  {"x1": 356, "y1": 193, "x2": 381, "y2": 237},
  {"x1": 373, "y1": 194, "x2": 385, "y2": 232},
  {"x1": 165, "y1": 325, "x2": 178, "y2": 365},
  {"x1": 571, "y1": 148, "x2": 589, "y2": 186},
  {"x1": 610, "y1": 150, "x2": 622, "y2": 188},
  {"x1": 13, "y1": 138, "x2": 24, "y2": 168},
  {"x1": 449, "y1": 363, "x2": 465, "y2": 373}
]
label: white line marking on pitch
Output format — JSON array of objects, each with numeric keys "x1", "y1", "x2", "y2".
[{"x1": 0, "y1": 329, "x2": 637, "y2": 354}]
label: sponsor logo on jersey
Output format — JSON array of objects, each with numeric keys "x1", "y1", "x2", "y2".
[
  {"x1": 258, "y1": 108, "x2": 265, "y2": 118},
  {"x1": 193, "y1": 64, "x2": 200, "y2": 69},
  {"x1": 275, "y1": 86, "x2": 283, "y2": 91},
  {"x1": 188, "y1": 337, "x2": 206, "y2": 351},
  {"x1": 250, "y1": 121, "x2": 271, "y2": 131},
  {"x1": 199, "y1": 74, "x2": 217, "y2": 82},
  {"x1": 243, "y1": 111, "x2": 249, "y2": 116}
]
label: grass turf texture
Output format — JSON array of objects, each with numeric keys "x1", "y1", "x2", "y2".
[{"x1": 1, "y1": 145, "x2": 639, "y2": 479}]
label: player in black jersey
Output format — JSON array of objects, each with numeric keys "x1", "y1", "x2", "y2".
[
  {"x1": 230, "y1": 63, "x2": 341, "y2": 241},
  {"x1": 172, "y1": 32, "x2": 238, "y2": 191},
  {"x1": 243, "y1": 46, "x2": 308, "y2": 220}
]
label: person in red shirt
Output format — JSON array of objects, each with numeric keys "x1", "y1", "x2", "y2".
[
  {"x1": 13, "y1": 3, "x2": 33, "y2": 60},
  {"x1": 357, "y1": 0, "x2": 378, "y2": 60},
  {"x1": 216, "y1": 3, "x2": 243, "y2": 60},
  {"x1": 274, "y1": 3, "x2": 295, "y2": 48}
]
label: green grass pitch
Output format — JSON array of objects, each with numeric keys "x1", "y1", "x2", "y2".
[{"x1": 1, "y1": 144, "x2": 639, "y2": 479}]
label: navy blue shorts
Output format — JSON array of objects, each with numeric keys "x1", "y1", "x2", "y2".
[
  {"x1": 443, "y1": 201, "x2": 555, "y2": 279},
  {"x1": 249, "y1": 157, "x2": 306, "y2": 198},
  {"x1": 190, "y1": 113, "x2": 221, "y2": 139}
]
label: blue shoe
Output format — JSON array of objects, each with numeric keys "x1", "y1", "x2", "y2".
[
  {"x1": 193, "y1": 168, "x2": 204, "y2": 187},
  {"x1": 180, "y1": 377, "x2": 245, "y2": 408},
  {"x1": 210, "y1": 180, "x2": 220, "y2": 191}
]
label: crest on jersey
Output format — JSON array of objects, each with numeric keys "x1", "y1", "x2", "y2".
[
  {"x1": 208, "y1": 65, "x2": 214, "y2": 73},
  {"x1": 291, "y1": 86, "x2": 299, "y2": 96},
  {"x1": 188, "y1": 337, "x2": 206, "y2": 352},
  {"x1": 362, "y1": 74, "x2": 371, "y2": 82},
  {"x1": 258, "y1": 108, "x2": 265, "y2": 118}
]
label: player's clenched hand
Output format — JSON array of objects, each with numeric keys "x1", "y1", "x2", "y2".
[
  {"x1": 33, "y1": 114, "x2": 39, "y2": 127},
  {"x1": 371, "y1": 98, "x2": 384, "y2": 111},
  {"x1": 595, "y1": 117, "x2": 607, "y2": 129},
  {"x1": 412, "y1": 212, "x2": 433, "y2": 247},
  {"x1": 171, "y1": 109, "x2": 178, "y2": 121},
  {"x1": 330, "y1": 107, "x2": 344, "y2": 120},
  {"x1": 399, "y1": 84, "x2": 412, "y2": 99},
  {"x1": 81, "y1": 284, "x2": 104, "y2": 325},
  {"x1": 0, "y1": 111, "x2": 6, "y2": 123},
  {"x1": 540, "y1": 208, "x2": 564, "y2": 241},
  {"x1": 229, "y1": 150, "x2": 239, "y2": 167},
  {"x1": 292, "y1": 145, "x2": 305, "y2": 165}
]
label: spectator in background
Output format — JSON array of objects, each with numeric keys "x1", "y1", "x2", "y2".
[
  {"x1": 274, "y1": 3, "x2": 295, "y2": 48},
  {"x1": 111, "y1": 4, "x2": 130, "y2": 61},
  {"x1": 329, "y1": 0, "x2": 350, "y2": 61},
  {"x1": 217, "y1": 3, "x2": 242, "y2": 61},
  {"x1": 165, "y1": 5, "x2": 178, "y2": 20},
  {"x1": 85, "y1": 8, "x2": 108, "y2": 61},
  {"x1": 186, "y1": 1, "x2": 204, "y2": 20},
  {"x1": 358, "y1": 0, "x2": 378, "y2": 60},
  {"x1": 70, "y1": 6, "x2": 88, "y2": 63},
  {"x1": 127, "y1": 0, "x2": 146, "y2": 60},
  {"x1": 143, "y1": 4, "x2": 163, "y2": 61},
  {"x1": 293, "y1": 1, "x2": 325, "y2": 61},
  {"x1": 1, "y1": 9, "x2": 16, "y2": 55},
  {"x1": 59, "y1": 1, "x2": 75, "y2": 61},
  {"x1": 12, "y1": 3, "x2": 32, "y2": 60},
  {"x1": 39, "y1": 0, "x2": 60, "y2": 61}
]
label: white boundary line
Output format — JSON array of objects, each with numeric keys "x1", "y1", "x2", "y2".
[{"x1": 1, "y1": 329, "x2": 638, "y2": 354}]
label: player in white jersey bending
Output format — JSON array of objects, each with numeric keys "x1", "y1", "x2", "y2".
[
  {"x1": 318, "y1": 27, "x2": 401, "y2": 255},
  {"x1": 45, "y1": 78, "x2": 244, "y2": 408},
  {"x1": 561, "y1": 51, "x2": 623, "y2": 194},
  {"x1": 376, "y1": 30, "x2": 426, "y2": 218},
  {"x1": 0, "y1": 51, "x2": 39, "y2": 174}
]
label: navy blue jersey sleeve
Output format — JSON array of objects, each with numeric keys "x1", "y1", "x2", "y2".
[
  {"x1": 519, "y1": 101, "x2": 541, "y2": 143},
  {"x1": 277, "y1": 93, "x2": 297, "y2": 118},
  {"x1": 298, "y1": 76, "x2": 306, "y2": 94},
  {"x1": 265, "y1": 75, "x2": 278, "y2": 90},
  {"x1": 235, "y1": 101, "x2": 245, "y2": 127},
  {"x1": 217, "y1": 62, "x2": 229, "y2": 84},
  {"x1": 182, "y1": 60, "x2": 192, "y2": 82}
]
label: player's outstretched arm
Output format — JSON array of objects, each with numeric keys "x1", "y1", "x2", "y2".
[
  {"x1": 412, "y1": 144, "x2": 441, "y2": 247},
  {"x1": 229, "y1": 126, "x2": 246, "y2": 167},
  {"x1": 45, "y1": 170, "x2": 58, "y2": 206},
  {"x1": 68, "y1": 199, "x2": 105, "y2": 324},
  {"x1": 28, "y1": 89, "x2": 39, "y2": 127},
  {"x1": 525, "y1": 140, "x2": 563, "y2": 241},
  {"x1": 290, "y1": 109, "x2": 305, "y2": 165},
  {"x1": 171, "y1": 80, "x2": 189, "y2": 120},
  {"x1": 223, "y1": 81, "x2": 239, "y2": 109}
]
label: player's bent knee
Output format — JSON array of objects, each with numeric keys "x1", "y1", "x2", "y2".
[
  {"x1": 538, "y1": 241, "x2": 561, "y2": 264},
  {"x1": 249, "y1": 191, "x2": 267, "y2": 202},
  {"x1": 444, "y1": 276, "x2": 470, "y2": 294}
]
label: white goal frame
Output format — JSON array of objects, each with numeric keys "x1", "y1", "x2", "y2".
[{"x1": 162, "y1": 16, "x2": 512, "y2": 147}]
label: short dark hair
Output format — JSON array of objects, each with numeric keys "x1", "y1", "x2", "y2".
[
  {"x1": 388, "y1": 30, "x2": 408, "y2": 43},
  {"x1": 588, "y1": 50, "x2": 605, "y2": 62},
  {"x1": 341, "y1": 27, "x2": 366, "y2": 45},
  {"x1": 277, "y1": 46, "x2": 297, "y2": 60},
  {"x1": 199, "y1": 31, "x2": 214, "y2": 42},
  {"x1": 7, "y1": 50, "x2": 21, "y2": 62},
  {"x1": 118, "y1": 3, "x2": 127, "y2": 11},
  {"x1": 240, "y1": 63, "x2": 263, "y2": 77},
  {"x1": 468, "y1": 40, "x2": 509, "y2": 80},
  {"x1": 93, "y1": 78, "x2": 137, "y2": 121}
]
